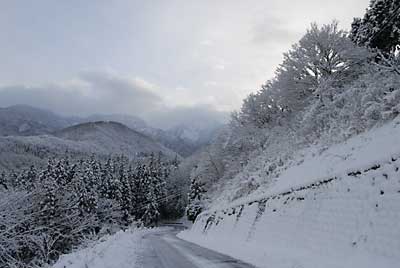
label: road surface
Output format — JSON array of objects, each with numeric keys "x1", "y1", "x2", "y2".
[{"x1": 139, "y1": 226, "x2": 255, "y2": 268}]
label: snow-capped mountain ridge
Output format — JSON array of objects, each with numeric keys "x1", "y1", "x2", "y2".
[{"x1": 0, "y1": 105, "x2": 219, "y2": 156}]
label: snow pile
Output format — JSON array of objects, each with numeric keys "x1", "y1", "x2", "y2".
[
  {"x1": 179, "y1": 121, "x2": 400, "y2": 268},
  {"x1": 52, "y1": 227, "x2": 154, "y2": 268}
]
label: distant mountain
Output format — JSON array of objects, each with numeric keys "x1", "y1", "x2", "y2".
[
  {"x1": 0, "y1": 121, "x2": 179, "y2": 172},
  {"x1": 153, "y1": 124, "x2": 222, "y2": 157},
  {"x1": 0, "y1": 105, "x2": 221, "y2": 157},
  {"x1": 0, "y1": 134, "x2": 103, "y2": 172},
  {"x1": 0, "y1": 106, "x2": 149, "y2": 137},
  {"x1": 82, "y1": 114, "x2": 149, "y2": 134},
  {"x1": 54, "y1": 121, "x2": 177, "y2": 158},
  {"x1": 0, "y1": 105, "x2": 78, "y2": 136},
  {"x1": 80, "y1": 114, "x2": 222, "y2": 156}
]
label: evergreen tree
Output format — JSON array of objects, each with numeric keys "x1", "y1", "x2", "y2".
[
  {"x1": 14, "y1": 165, "x2": 37, "y2": 190},
  {"x1": 0, "y1": 172, "x2": 7, "y2": 190},
  {"x1": 187, "y1": 176, "x2": 206, "y2": 222},
  {"x1": 139, "y1": 157, "x2": 167, "y2": 225},
  {"x1": 351, "y1": 0, "x2": 400, "y2": 53},
  {"x1": 9, "y1": 172, "x2": 18, "y2": 189},
  {"x1": 131, "y1": 164, "x2": 146, "y2": 218},
  {"x1": 0, "y1": 153, "x2": 183, "y2": 266},
  {"x1": 74, "y1": 159, "x2": 98, "y2": 216},
  {"x1": 37, "y1": 160, "x2": 60, "y2": 226},
  {"x1": 25, "y1": 165, "x2": 37, "y2": 190},
  {"x1": 99, "y1": 158, "x2": 114, "y2": 198},
  {"x1": 118, "y1": 164, "x2": 134, "y2": 224},
  {"x1": 141, "y1": 191, "x2": 160, "y2": 226}
]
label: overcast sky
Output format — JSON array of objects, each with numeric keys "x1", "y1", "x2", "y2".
[{"x1": 0, "y1": 0, "x2": 369, "y2": 128}]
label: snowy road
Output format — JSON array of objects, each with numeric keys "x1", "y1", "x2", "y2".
[{"x1": 139, "y1": 227, "x2": 255, "y2": 268}]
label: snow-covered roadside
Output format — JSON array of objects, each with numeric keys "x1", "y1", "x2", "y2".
[
  {"x1": 213, "y1": 118, "x2": 400, "y2": 211},
  {"x1": 179, "y1": 229, "x2": 400, "y2": 268},
  {"x1": 52, "y1": 227, "x2": 157, "y2": 268},
  {"x1": 179, "y1": 119, "x2": 400, "y2": 268}
]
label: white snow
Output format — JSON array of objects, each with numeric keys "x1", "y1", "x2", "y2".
[
  {"x1": 179, "y1": 119, "x2": 400, "y2": 268},
  {"x1": 52, "y1": 227, "x2": 156, "y2": 268},
  {"x1": 213, "y1": 118, "x2": 400, "y2": 211}
]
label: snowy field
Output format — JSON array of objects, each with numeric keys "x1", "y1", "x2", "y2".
[
  {"x1": 52, "y1": 227, "x2": 156, "y2": 268},
  {"x1": 179, "y1": 120, "x2": 400, "y2": 268}
]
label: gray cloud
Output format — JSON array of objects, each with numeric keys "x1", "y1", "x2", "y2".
[
  {"x1": 0, "y1": 71, "x2": 163, "y2": 116},
  {"x1": 0, "y1": 0, "x2": 369, "y2": 129},
  {"x1": 146, "y1": 104, "x2": 229, "y2": 130},
  {"x1": 0, "y1": 71, "x2": 227, "y2": 129},
  {"x1": 252, "y1": 17, "x2": 300, "y2": 45}
]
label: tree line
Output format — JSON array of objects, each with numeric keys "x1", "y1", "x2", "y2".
[
  {"x1": 185, "y1": 0, "x2": 400, "y2": 214},
  {"x1": 0, "y1": 153, "x2": 181, "y2": 267}
]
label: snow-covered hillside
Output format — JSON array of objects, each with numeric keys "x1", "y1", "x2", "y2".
[
  {"x1": 0, "y1": 121, "x2": 178, "y2": 172},
  {"x1": 0, "y1": 134, "x2": 104, "y2": 171},
  {"x1": 212, "y1": 118, "x2": 400, "y2": 209},
  {"x1": 0, "y1": 105, "x2": 78, "y2": 136},
  {"x1": 179, "y1": 119, "x2": 400, "y2": 268},
  {"x1": 0, "y1": 104, "x2": 218, "y2": 157},
  {"x1": 55, "y1": 121, "x2": 176, "y2": 158},
  {"x1": 77, "y1": 116, "x2": 223, "y2": 157}
]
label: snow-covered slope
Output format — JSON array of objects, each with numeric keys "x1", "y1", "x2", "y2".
[
  {"x1": 0, "y1": 134, "x2": 109, "y2": 171},
  {"x1": 179, "y1": 119, "x2": 400, "y2": 268},
  {"x1": 0, "y1": 121, "x2": 179, "y2": 172},
  {"x1": 54, "y1": 121, "x2": 177, "y2": 158},
  {"x1": 213, "y1": 118, "x2": 400, "y2": 209}
]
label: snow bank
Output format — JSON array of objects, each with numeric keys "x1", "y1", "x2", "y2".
[
  {"x1": 52, "y1": 227, "x2": 155, "y2": 268},
  {"x1": 179, "y1": 121, "x2": 400, "y2": 268},
  {"x1": 214, "y1": 118, "x2": 400, "y2": 211}
]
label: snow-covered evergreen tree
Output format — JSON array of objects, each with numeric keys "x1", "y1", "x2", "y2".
[
  {"x1": 15, "y1": 165, "x2": 37, "y2": 190},
  {"x1": 0, "y1": 153, "x2": 179, "y2": 266},
  {"x1": 187, "y1": 176, "x2": 206, "y2": 222},
  {"x1": 351, "y1": 0, "x2": 400, "y2": 54},
  {"x1": 99, "y1": 157, "x2": 114, "y2": 198},
  {"x1": 118, "y1": 164, "x2": 134, "y2": 224},
  {"x1": 0, "y1": 172, "x2": 7, "y2": 190},
  {"x1": 37, "y1": 160, "x2": 60, "y2": 226},
  {"x1": 141, "y1": 192, "x2": 160, "y2": 226}
]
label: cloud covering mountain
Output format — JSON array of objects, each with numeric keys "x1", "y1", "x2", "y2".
[{"x1": 0, "y1": 71, "x2": 228, "y2": 129}]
